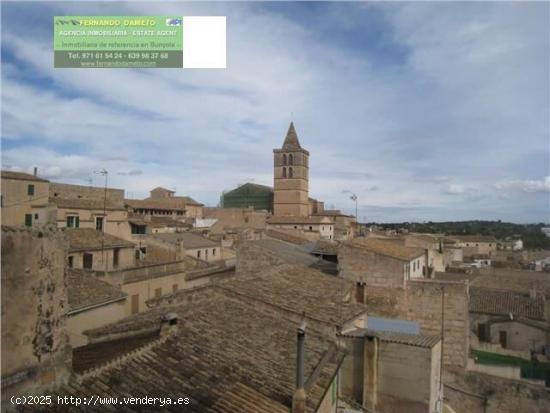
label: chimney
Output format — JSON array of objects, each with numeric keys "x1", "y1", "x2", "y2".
[
  {"x1": 160, "y1": 312, "x2": 178, "y2": 337},
  {"x1": 292, "y1": 320, "x2": 307, "y2": 413},
  {"x1": 33, "y1": 167, "x2": 38, "y2": 177}
]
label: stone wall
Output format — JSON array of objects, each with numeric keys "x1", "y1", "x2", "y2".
[
  {"x1": 50, "y1": 182, "x2": 124, "y2": 206},
  {"x1": 362, "y1": 280, "x2": 469, "y2": 368},
  {"x1": 339, "y1": 244, "x2": 406, "y2": 289},
  {"x1": 340, "y1": 336, "x2": 441, "y2": 413},
  {"x1": 444, "y1": 370, "x2": 550, "y2": 413},
  {"x1": 377, "y1": 341, "x2": 436, "y2": 411},
  {"x1": 1, "y1": 226, "x2": 71, "y2": 401}
]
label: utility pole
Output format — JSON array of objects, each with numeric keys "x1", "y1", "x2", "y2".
[{"x1": 94, "y1": 169, "x2": 108, "y2": 272}]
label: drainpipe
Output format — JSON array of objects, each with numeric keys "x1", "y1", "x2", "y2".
[{"x1": 292, "y1": 320, "x2": 307, "y2": 413}]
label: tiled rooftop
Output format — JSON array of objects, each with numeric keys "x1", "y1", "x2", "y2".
[
  {"x1": 67, "y1": 270, "x2": 126, "y2": 313},
  {"x1": 469, "y1": 287, "x2": 546, "y2": 321},
  {"x1": 151, "y1": 232, "x2": 218, "y2": 248},
  {"x1": 267, "y1": 215, "x2": 333, "y2": 225},
  {"x1": 1, "y1": 170, "x2": 49, "y2": 182},
  {"x1": 247, "y1": 239, "x2": 321, "y2": 267},
  {"x1": 125, "y1": 198, "x2": 187, "y2": 211},
  {"x1": 450, "y1": 235, "x2": 497, "y2": 243},
  {"x1": 219, "y1": 263, "x2": 365, "y2": 326},
  {"x1": 66, "y1": 228, "x2": 135, "y2": 251},
  {"x1": 343, "y1": 328, "x2": 440, "y2": 348},
  {"x1": 266, "y1": 228, "x2": 311, "y2": 245},
  {"x1": 347, "y1": 238, "x2": 425, "y2": 261},
  {"x1": 470, "y1": 269, "x2": 550, "y2": 296},
  {"x1": 47, "y1": 294, "x2": 344, "y2": 413}
]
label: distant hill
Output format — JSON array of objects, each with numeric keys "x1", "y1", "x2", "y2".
[{"x1": 370, "y1": 220, "x2": 550, "y2": 250}]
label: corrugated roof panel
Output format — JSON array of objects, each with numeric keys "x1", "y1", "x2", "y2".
[{"x1": 367, "y1": 316, "x2": 420, "y2": 335}]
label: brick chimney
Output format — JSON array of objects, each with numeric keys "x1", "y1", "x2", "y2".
[{"x1": 292, "y1": 320, "x2": 307, "y2": 413}]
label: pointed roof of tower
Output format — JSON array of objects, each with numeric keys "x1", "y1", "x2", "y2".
[{"x1": 282, "y1": 122, "x2": 302, "y2": 150}]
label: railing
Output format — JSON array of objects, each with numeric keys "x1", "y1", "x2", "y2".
[{"x1": 93, "y1": 261, "x2": 188, "y2": 284}]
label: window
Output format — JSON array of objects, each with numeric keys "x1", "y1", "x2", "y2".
[
  {"x1": 283, "y1": 154, "x2": 287, "y2": 165},
  {"x1": 289, "y1": 167, "x2": 293, "y2": 178},
  {"x1": 489, "y1": 243, "x2": 492, "y2": 247},
  {"x1": 172, "y1": 284, "x2": 178, "y2": 293},
  {"x1": 0, "y1": 194, "x2": 3, "y2": 207},
  {"x1": 83, "y1": 253, "x2": 93, "y2": 269},
  {"x1": 68, "y1": 256, "x2": 74, "y2": 268},
  {"x1": 289, "y1": 154, "x2": 293, "y2": 165},
  {"x1": 309, "y1": 226, "x2": 313, "y2": 231},
  {"x1": 27, "y1": 184, "x2": 34, "y2": 196},
  {"x1": 25, "y1": 214, "x2": 32, "y2": 227},
  {"x1": 478, "y1": 324, "x2": 488, "y2": 342},
  {"x1": 131, "y1": 294, "x2": 139, "y2": 314},
  {"x1": 66, "y1": 215, "x2": 79, "y2": 228},
  {"x1": 212, "y1": 248, "x2": 216, "y2": 256},
  {"x1": 282, "y1": 167, "x2": 287, "y2": 178},
  {"x1": 113, "y1": 248, "x2": 120, "y2": 268},
  {"x1": 95, "y1": 216, "x2": 104, "y2": 231},
  {"x1": 154, "y1": 288, "x2": 162, "y2": 298},
  {"x1": 197, "y1": 250, "x2": 201, "y2": 258}
]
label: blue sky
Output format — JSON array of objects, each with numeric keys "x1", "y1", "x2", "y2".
[{"x1": 1, "y1": 1, "x2": 549, "y2": 223}]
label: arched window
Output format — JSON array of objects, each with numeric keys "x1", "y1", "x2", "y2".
[
  {"x1": 289, "y1": 167, "x2": 293, "y2": 178},
  {"x1": 283, "y1": 154, "x2": 287, "y2": 165},
  {"x1": 289, "y1": 154, "x2": 293, "y2": 165},
  {"x1": 282, "y1": 167, "x2": 287, "y2": 178}
]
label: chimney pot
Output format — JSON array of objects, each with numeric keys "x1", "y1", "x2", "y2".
[
  {"x1": 160, "y1": 312, "x2": 178, "y2": 337},
  {"x1": 33, "y1": 167, "x2": 38, "y2": 176}
]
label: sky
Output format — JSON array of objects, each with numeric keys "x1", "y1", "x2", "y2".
[{"x1": 1, "y1": 1, "x2": 549, "y2": 223}]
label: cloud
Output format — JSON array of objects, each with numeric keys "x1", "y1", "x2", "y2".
[
  {"x1": 443, "y1": 184, "x2": 466, "y2": 195},
  {"x1": 495, "y1": 177, "x2": 550, "y2": 193},
  {"x1": 1, "y1": 2, "x2": 548, "y2": 222},
  {"x1": 433, "y1": 176, "x2": 451, "y2": 183},
  {"x1": 117, "y1": 169, "x2": 143, "y2": 176}
]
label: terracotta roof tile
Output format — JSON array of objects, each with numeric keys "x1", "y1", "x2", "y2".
[
  {"x1": 66, "y1": 228, "x2": 134, "y2": 251},
  {"x1": 68, "y1": 270, "x2": 126, "y2": 313},
  {"x1": 267, "y1": 216, "x2": 333, "y2": 225},
  {"x1": 151, "y1": 232, "x2": 218, "y2": 248},
  {"x1": 348, "y1": 238, "x2": 425, "y2": 261},
  {"x1": 43, "y1": 294, "x2": 344, "y2": 413},
  {"x1": 469, "y1": 287, "x2": 546, "y2": 320},
  {"x1": 1, "y1": 170, "x2": 49, "y2": 182}
]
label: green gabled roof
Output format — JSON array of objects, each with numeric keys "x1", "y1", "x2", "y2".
[{"x1": 225, "y1": 182, "x2": 273, "y2": 196}]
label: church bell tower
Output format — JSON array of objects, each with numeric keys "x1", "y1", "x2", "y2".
[{"x1": 273, "y1": 122, "x2": 310, "y2": 217}]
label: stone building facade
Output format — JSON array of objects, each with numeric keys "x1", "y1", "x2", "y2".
[
  {"x1": 50, "y1": 182, "x2": 131, "y2": 240},
  {"x1": 1, "y1": 170, "x2": 52, "y2": 228},
  {"x1": 273, "y1": 122, "x2": 310, "y2": 217}
]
